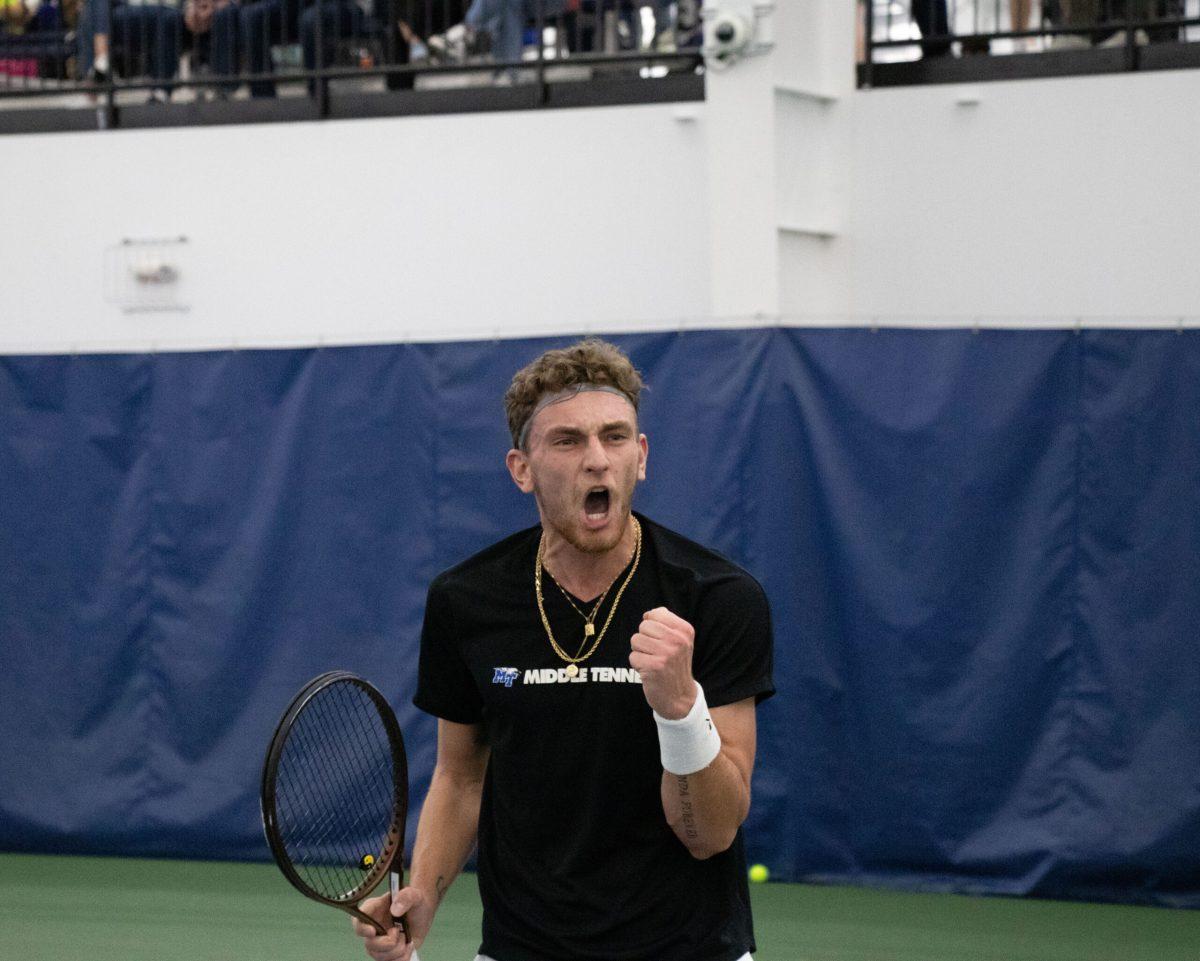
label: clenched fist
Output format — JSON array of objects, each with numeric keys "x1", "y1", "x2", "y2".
[{"x1": 630, "y1": 607, "x2": 698, "y2": 720}]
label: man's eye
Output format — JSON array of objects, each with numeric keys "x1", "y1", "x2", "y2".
[
  {"x1": 607, "y1": 433, "x2": 629, "y2": 442},
  {"x1": 555, "y1": 437, "x2": 577, "y2": 446}
]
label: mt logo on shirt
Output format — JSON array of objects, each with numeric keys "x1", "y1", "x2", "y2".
[{"x1": 491, "y1": 666, "x2": 643, "y2": 686}]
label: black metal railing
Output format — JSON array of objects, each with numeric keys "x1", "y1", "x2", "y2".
[
  {"x1": 860, "y1": 0, "x2": 1200, "y2": 84},
  {"x1": 0, "y1": 0, "x2": 704, "y2": 125}
]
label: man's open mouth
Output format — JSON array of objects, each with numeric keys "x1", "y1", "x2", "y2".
[{"x1": 584, "y1": 487, "x2": 611, "y2": 519}]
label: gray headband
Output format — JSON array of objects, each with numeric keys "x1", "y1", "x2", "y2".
[{"x1": 516, "y1": 384, "x2": 634, "y2": 449}]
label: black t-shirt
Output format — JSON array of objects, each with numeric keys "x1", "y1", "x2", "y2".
[{"x1": 414, "y1": 514, "x2": 775, "y2": 961}]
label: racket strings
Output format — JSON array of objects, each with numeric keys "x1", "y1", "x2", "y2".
[
  {"x1": 273, "y1": 681, "x2": 399, "y2": 901},
  {"x1": 317, "y1": 687, "x2": 397, "y2": 853},
  {"x1": 283, "y1": 693, "x2": 388, "y2": 842},
  {"x1": 280, "y1": 691, "x2": 393, "y2": 895},
  {"x1": 278, "y1": 723, "x2": 370, "y2": 879},
  {"x1": 278, "y1": 693, "x2": 392, "y2": 898}
]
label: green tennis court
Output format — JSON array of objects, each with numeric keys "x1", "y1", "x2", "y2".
[{"x1": 2, "y1": 853, "x2": 1194, "y2": 961}]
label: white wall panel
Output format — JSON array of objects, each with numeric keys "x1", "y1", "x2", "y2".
[
  {"x1": 847, "y1": 71, "x2": 1200, "y2": 325},
  {"x1": 0, "y1": 104, "x2": 710, "y2": 353}
]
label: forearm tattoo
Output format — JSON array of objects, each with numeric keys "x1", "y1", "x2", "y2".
[
  {"x1": 435, "y1": 874, "x2": 449, "y2": 903},
  {"x1": 675, "y1": 775, "x2": 699, "y2": 840}
]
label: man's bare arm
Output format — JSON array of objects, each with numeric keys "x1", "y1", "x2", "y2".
[
  {"x1": 630, "y1": 606, "x2": 759, "y2": 861},
  {"x1": 409, "y1": 718, "x2": 490, "y2": 905},
  {"x1": 659, "y1": 699, "x2": 756, "y2": 859}
]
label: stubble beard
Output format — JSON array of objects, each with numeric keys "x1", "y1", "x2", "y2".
[
  {"x1": 551, "y1": 507, "x2": 629, "y2": 555},
  {"x1": 538, "y1": 492, "x2": 632, "y2": 557}
]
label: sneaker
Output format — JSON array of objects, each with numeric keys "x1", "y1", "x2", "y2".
[
  {"x1": 1102, "y1": 28, "x2": 1150, "y2": 47},
  {"x1": 1097, "y1": 29, "x2": 1147, "y2": 48},
  {"x1": 425, "y1": 31, "x2": 448, "y2": 60},
  {"x1": 653, "y1": 29, "x2": 677, "y2": 53},
  {"x1": 429, "y1": 23, "x2": 471, "y2": 62}
]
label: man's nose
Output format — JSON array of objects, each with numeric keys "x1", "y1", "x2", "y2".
[{"x1": 582, "y1": 435, "x2": 610, "y2": 471}]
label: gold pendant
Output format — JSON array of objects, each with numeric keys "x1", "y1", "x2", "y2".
[
  {"x1": 566, "y1": 663, "x2": 579, "y2": 677},
  {"x1": 584, "y1": 622, "x2": 595, "y2": 637}
]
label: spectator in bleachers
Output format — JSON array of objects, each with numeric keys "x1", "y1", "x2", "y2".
[
  {"x1": 182, "y1": 0, "x2": 240, "y2": 93},
  {"x1": 1047, "y1": 0, "x2": 1181, "y2": 47},
  {"x1": 910, "y1": 0, "x2": 951, "y2": 56},
  {"x1": 415, "y1": 0, "x2": 683, "y2": 82},
  {"x1": 433, "y1": 0, "x2": 679, "y2": 69},
  {"x1": 1144, "y1": 0, "x2": 1185, "y2": 43},
  {"x1": 450, "y1": 0, "x2": 570, "y2": 73},
  {"x1": 1009, "y1": 0, "x2": 1031, "y2": 47},
  {"x1": 31, "y1": 0, "x2": 79, "y2": 76},
  {"x1": 216, "y1": 0, "x2": 385, "y2": 99},
  {"x1": 1, "y1": 0, "x2": 39, "y2": 78},
  {"x1": 299, "y1": 0, "x2": 368, "y2": 90},
  {"x1": 77, "y1": 0, "x2": 184, "y2": 95},
  {"x1": 857, "y1": 0, "x2": 951, "y2": 61},
  {"x1": 201, "y1": 0, "x2": 400, "y2": 99},
  {"x1": 228, "y1": 0, "x2": 301, "y2": 96},
  {"x1": 584, "y1": 0, "x2": 680, "y2": 54},
  {"x1": 1102, "y1": 0, "x2": 1183, "y2": 44},
  {"x1": 196, "y1": 0, "x2": 395, "y2": 99},
  {"x1": 1, "y1": 0, "x2": 35, "y2": 29},
  {"x1": 0, "y1": 0, "x2": 72, "y2": 75},
  {"x1": 388, "y1": 0, "x2": 466, "y2": 88}
]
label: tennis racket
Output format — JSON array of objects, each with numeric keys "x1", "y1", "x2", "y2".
[{"x1": 261, "y1": 670, "x2": 410, "y2": 940}]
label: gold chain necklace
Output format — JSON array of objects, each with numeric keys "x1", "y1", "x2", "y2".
[
  {"x1": 546, "y1": 575, "x2": 610, "y2": 647},
  {"x1": 535, "y1": 517, "x2": 642, "y2": 677}
]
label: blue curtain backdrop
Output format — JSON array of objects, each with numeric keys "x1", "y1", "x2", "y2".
[{"x1": 0, "y1": 329, "x2": 1196, "y2": 907}]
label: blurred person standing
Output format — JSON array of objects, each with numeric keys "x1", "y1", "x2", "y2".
[{"x1": 77, "y1": 0, "x2": 183, "y2": 96}]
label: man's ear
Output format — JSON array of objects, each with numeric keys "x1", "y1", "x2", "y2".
[
  {"x1": 506, "y1": 448, "x2": 535, "y2": 493},
  {"x1": 637, "y1": 433, "x2": 648, "y2": 481}
]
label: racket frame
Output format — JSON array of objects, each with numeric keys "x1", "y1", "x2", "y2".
[{"x1": 261, "y1": 670, "x2": 410, "y2": 938}]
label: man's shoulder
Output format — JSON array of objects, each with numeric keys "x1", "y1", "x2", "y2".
[
  {"x1": 430, "y1": 523, "x2": 539, "y2": 596},
  {"x1": 642, "y1": 515, "x2": 773, "y2": 707},
  {"x1": 640, "y1": 514, "x2": 763, "y2": 594}
]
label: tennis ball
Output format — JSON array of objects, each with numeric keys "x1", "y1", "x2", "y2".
[
  {"x1": 359, "y1": 853, "x2": 376, "y2": 870},
  {"x1": 748, "y1": 864, "x2": 769, "y2": 884}
]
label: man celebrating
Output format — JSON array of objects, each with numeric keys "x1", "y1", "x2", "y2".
[{"x1": 354, "y1": 338, "x2": 774, "y2": 961}]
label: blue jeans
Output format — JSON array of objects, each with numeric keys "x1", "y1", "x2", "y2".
[
  {"x1": 464, "y1": 0, "x2": 566, "y2": 65},
  {"x1": 238, "y1": 0, "x2": 302, "y2": 95},
  {"x1": 208, "y1": 3, "x2": 241, "y2": 88},
  {"x1": 77, "y1": 0, "x2": 183, "y2": 83},
  {"x1": 300, "y1": 0, "x2": 367, "y2": 77}
]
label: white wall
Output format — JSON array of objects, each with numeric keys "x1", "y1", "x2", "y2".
[
  {"x1": 845, "y1": 70, "x2": 1200, "y2": 325},
  {"x1": 0, "y1": 103, "x2": 711, "y2": 353},
  {"x1": 766, "y1": 1, "x2": 1200, "y2": 327}
]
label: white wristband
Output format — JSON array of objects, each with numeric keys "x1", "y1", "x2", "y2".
[{"x1": 654, "y1": 682, "x2": 722, "y2": 775}]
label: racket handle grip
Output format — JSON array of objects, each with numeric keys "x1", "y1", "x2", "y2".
[{"x1": 389, "y1": 870, "x2": 411, "y2": 944}]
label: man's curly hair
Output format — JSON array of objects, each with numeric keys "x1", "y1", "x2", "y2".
[{"x1": 505, "y1": 338, "x2": 645, "y2": 449}]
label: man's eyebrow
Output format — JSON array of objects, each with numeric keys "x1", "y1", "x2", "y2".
[{"x1": 544, "y1": 420, "x2": 635, "y2": 437}]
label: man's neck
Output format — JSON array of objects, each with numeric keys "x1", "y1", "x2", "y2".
[{"x1": 540, "y1": 514, "x2": 638, "y2": 602}]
